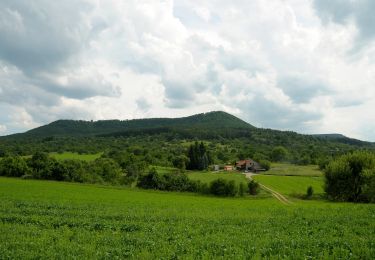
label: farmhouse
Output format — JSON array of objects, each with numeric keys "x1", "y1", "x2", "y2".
[{"x1": 236, "y1": 159, "x2": 264, "y2": 172}]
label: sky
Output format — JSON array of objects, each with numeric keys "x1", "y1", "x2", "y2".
[{"x1": 0, "y1": 0, "x2": 374, "y2": 141}]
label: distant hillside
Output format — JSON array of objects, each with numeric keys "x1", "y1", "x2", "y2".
[
  {"x1": 312, "y1": 134, "x2": 369, "y2": 146},
  {"x1": 15, "y1": 111, "x2": 252, "y2": 138},
  {"x1": 1, "y1": 111, "x2": 374, "y2": 163}
]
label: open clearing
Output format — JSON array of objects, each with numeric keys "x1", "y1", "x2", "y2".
[
  {"x1": 1, "y1": 177, "x2": 374, "y2": 259},
  {"x1": 253, "y1": 175, "x2": 324, "y2": 196},
  {"x1": 49, "y1": 152, "x2": 102, "y2": 161},
  {"x1": 265, "y1": 163, "x2": 323, "y2": 177}
]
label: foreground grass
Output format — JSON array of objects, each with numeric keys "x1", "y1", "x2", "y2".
[
  {"x1": 1, "y1": 177, "x2": 375, "y2": 259},
  {"x1": 49, "y1": 152, "x2": 102, "y2": 161}
]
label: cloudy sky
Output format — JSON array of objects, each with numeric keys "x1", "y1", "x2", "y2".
[{"x1": 0, "y1": 0, "x2": 374, "y2": 141}]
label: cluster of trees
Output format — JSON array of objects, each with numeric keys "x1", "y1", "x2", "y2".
[
  {"x1": 324, "y1": 151, "x2": 375, "y2": 203},
  {"x1": 186, "y1": 142, "x2": 212, "y2": 170},
  {"x1": 0, "y1": 152, "x2": 128, "y2": 185},
  {"x1": 137, "y1": 168, "x2": 200, "y2": 192},
  {"x1": 137, "y1": 168, "x2": 259, "y2": 197}
]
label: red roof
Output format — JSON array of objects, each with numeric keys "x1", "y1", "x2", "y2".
[{"x1": 236, "y1": 159, "x2": 253, "y2": 166}]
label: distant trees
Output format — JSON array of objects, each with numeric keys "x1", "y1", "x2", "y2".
[
  {"x1": 0, "y1": 152, "x2": 127, "y2": 185},
  {"x1": 271, "y1": 146, "x2": 288, "y2": 162},
  {"x1": 172, "y1": 155, "x2": 189, "y2": 171},
  {"x1": 324, "y1": 151, "x2": 375, "y2": 202},
  {"x1": 186, "y1": 142, "x2": 212, "y2": 170},
  {"x1": 0, "y1": 156, "x2": 30, "y2": 177},
  {"x1": 258, "y1": 159, "x2": 271, "y2": 171}
]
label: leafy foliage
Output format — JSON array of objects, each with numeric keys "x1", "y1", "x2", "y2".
[
  {"x1": 248, "y1": 180, "x2": 260, "y2": 195},
  {"x1": 137, "y1": 168, "x2": 200, "y2": 192},
  {"x1": 209, "y1": 178, "x2": 238, "y2": 197},
  {"x1": 186, "y1": 142, "x2": 212, "y2": 170},
  {"x1": 324, "y1": 151, "x2": 375, "y2": 202}
]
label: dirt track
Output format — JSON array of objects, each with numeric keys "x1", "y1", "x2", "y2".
[{"x1": 244, "y1": 172, "x2": 292, "y2": 205}]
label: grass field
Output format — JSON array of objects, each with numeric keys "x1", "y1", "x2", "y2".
[
  {"x1": 253, "y1": 175, "x2": 324, "y2": 196},
  {"x1": 49, "y1": 152, "x2": 102, "y2": 161},
  {"x1": 266, "y1": 163, "x2": 323, "y2": 177},
  {"x1": 1, "y1": 177, "x2": 375, "y2": 259}
]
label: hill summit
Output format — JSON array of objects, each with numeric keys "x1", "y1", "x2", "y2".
[{"x1": 23, "y1": 111, "x2": 253, "y2": 137}]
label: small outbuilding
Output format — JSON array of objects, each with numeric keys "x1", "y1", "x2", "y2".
[
  {"x1": 212, "y1": 165, "x2": 220, "y2": 171},
  {"x1": 224, "y1": 165, "x2": 234, "y2": 171}
]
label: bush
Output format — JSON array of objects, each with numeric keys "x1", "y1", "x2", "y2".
[
  {"x1": 137, "y1": 168, "x2": 199, "y2": 192},
  {"x1": 209, "y1": 178, "x2": 238, "y2": 197},
  {"x1": 0, "y1": 156, "x2": 31, "y2": 177},
  {"x1": 239, "y1": 182, "x2": 245, "y2": 197},
  {"x1": 90, "y1": 158, "x2": 124, "y2": 185},
  {"x1": 324, "y1": 151, "x2": 375, "y2": 202},
  {"x1": 259, "y1": 159, "x2": 271, "y2": 171},
  {"x1": 306, "y1": 186, "x2": 314, "y2": 199},
  {"x1": 248, "y1": 180, "x2": 260, "y2": 195}
]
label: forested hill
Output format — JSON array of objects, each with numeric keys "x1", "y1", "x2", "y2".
[
  {"x1": 14, "y1": 111, "x2": 252, "y2": 138},
  {"x1": 0, "y1": 111, "x2": 374, "y2": 163}
]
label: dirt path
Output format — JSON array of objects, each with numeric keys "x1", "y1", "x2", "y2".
[{"x1": 244, "y1": 173, "x2": 292, "y2": 205}]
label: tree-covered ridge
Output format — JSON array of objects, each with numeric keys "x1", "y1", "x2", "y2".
[
  {"x1": 0, "y1": 111, "x2": 374, "y2": 166},
  {"x1": 14, "y1": 111, "x2": 252, "y2": 138}
]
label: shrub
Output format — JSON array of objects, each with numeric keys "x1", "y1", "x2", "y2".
[
  {"x1": 209, "y1": 178, "x2": 238, "y2": 197},
  {"x1": 137, "y1": 168, "x2": 199, "y2": 192},
  {"x1": 0, "y1": 156, "x2": 31, "y2": 177},
  {"x1": 259, "y1": 160, "x2": 271, "y2": 171},
  {"x1": 324, "y1": 151, "x2": 375, "y2": 202},
  {"x1": 90, "y1": 158, "x2": 124, "y2": 185},
  {"x1": 239, "y1": 182, "x2": 245, "y2": 197},
  {"x1": 248, "y1": 180, "x2": 260, "y2": 195},
  {"x1": 306, "y1": 186, "x2": 314, "y2": 199}
]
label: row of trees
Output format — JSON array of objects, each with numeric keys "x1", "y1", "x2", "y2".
[
  {"x1": 0, "y1": 152, "x2": 126, "y2": 185},
  {"x1": 0, "y1": 152, "x2": 261, "y2": 198},
  {"x1": 137, "y1": 168, "x2": 260, "y2": 197}
]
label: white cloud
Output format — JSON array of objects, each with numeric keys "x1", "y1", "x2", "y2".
[{"x1": 0, "y1": 0, "x2": 374, "y2": 141}]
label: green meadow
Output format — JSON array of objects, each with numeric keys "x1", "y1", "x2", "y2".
[
  {"x1": 265, "y1": 163, "x2": 323, "y2": 177},
  {"x1": 49, "y1": 152, "x2": 102, "y2": 162},
  {"x1": 1, "y1": 177, "x2": 375, "y2": 259},
  {"x1": 253, "y1": 175, "x2": 325, "y2": 196}
]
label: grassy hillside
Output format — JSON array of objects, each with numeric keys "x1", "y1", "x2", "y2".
[{"x1": 1, "y1": 177, "x2": 374, "y2": 259}]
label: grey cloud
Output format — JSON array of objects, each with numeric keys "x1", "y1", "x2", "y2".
[
  {"x1": 136, "y1": 97, "x2": 151, "y2": 112},
  {"x1": 0, "y1": 0, "x2": 94, "y2": 74},
  {"x1": 35, "y1": 75, "x2": 121, "y2": 100},
  {"x1": 314, "y1": 0, "x2": 375, "y2": 47},
  {"x1": 278, "y1": 74, "x2": 331, "y2": 103},
  {"x1": 239, "y1": 96, "x2": 322, "y2": 132},
  {"x1": 163, "y1": 80, "x2": 196, "y2": 108}
]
